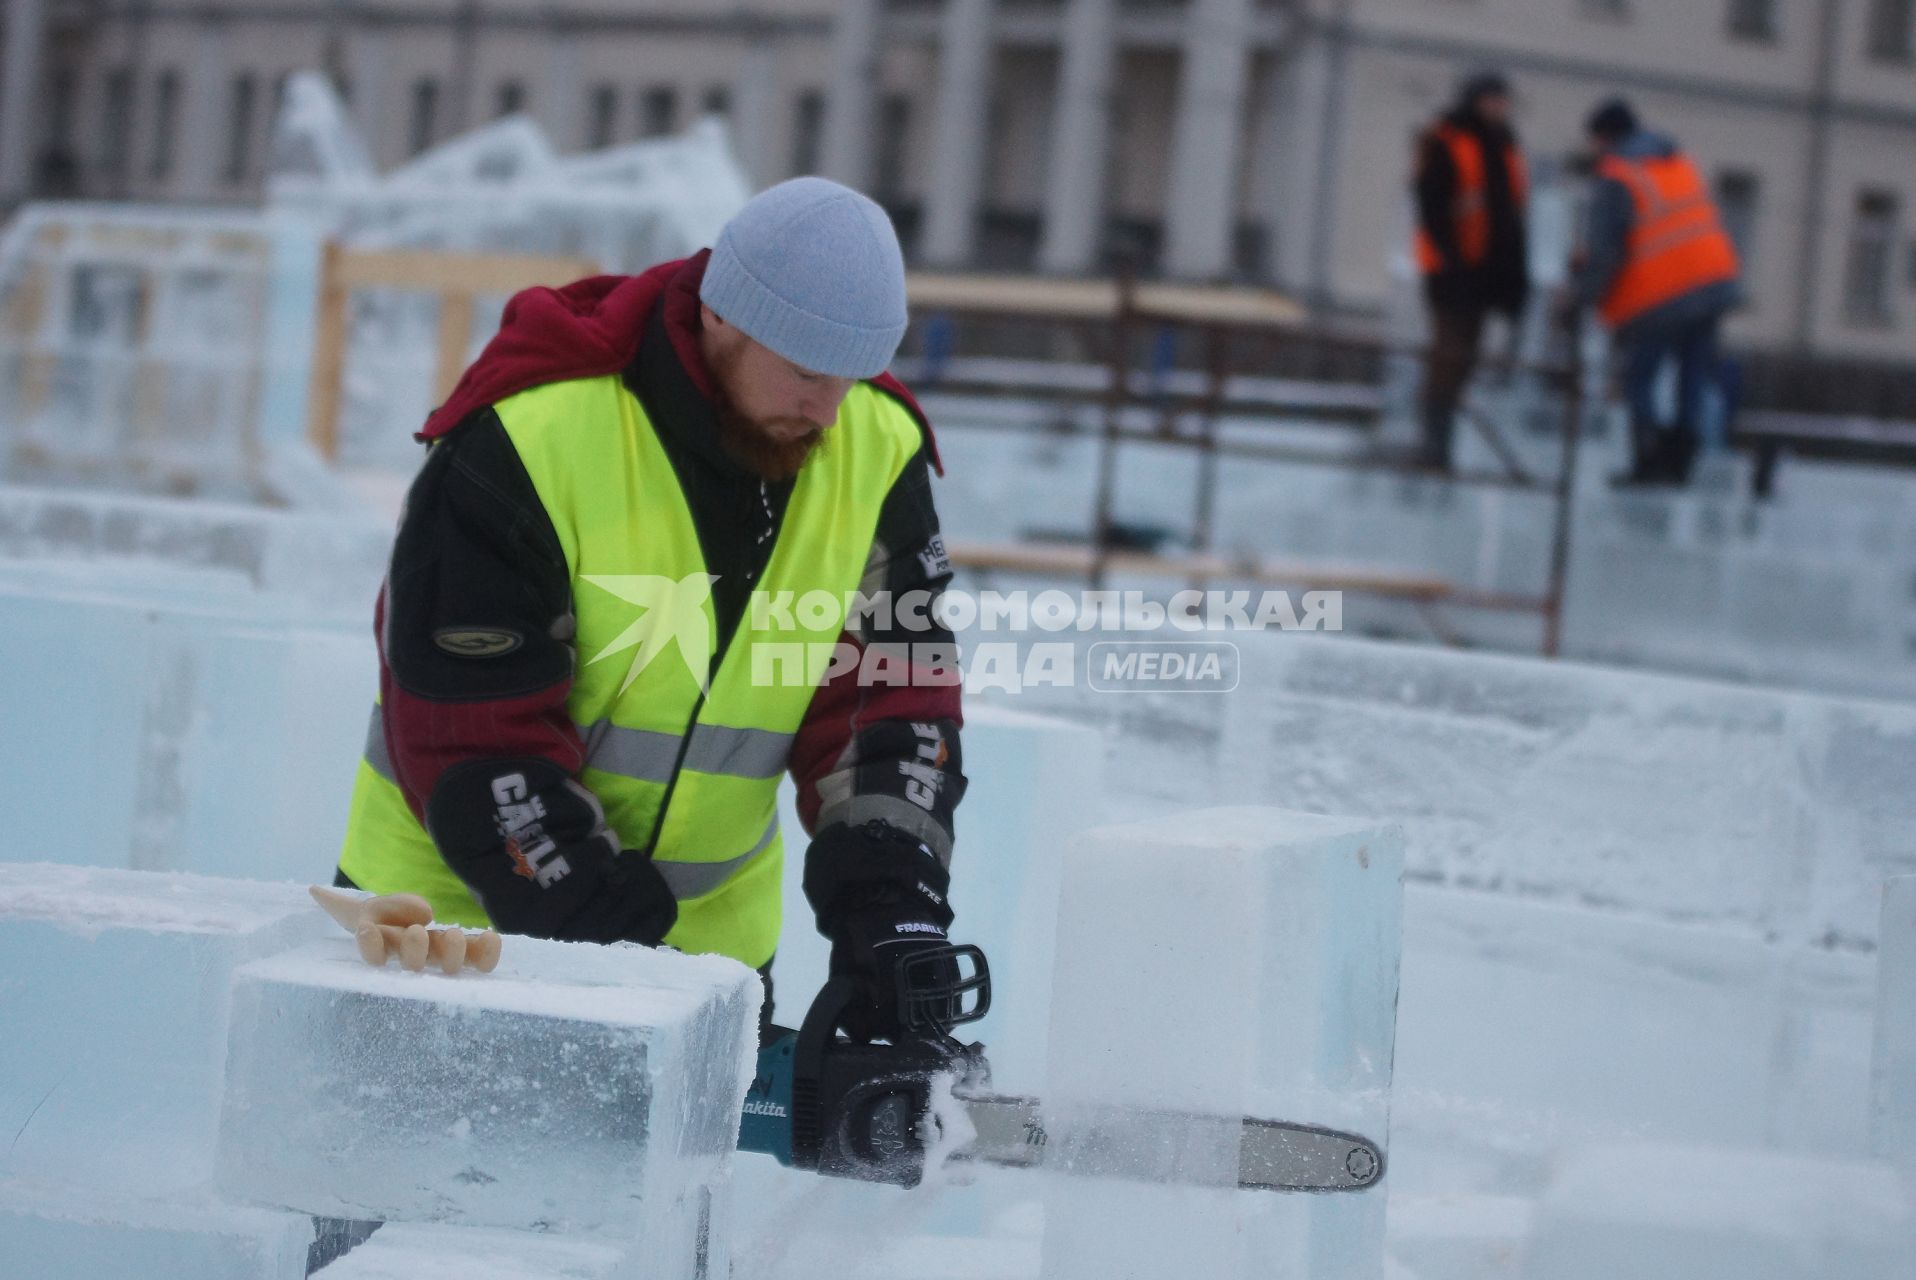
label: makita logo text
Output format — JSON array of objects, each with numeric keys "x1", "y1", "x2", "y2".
[{"x1": 741, "y1": 1100, "x2": 788, "y2": 1119}]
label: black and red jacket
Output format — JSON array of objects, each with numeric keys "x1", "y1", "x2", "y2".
[{"x1": 353, "y1": 253, "x2": 966, "y2": 946}]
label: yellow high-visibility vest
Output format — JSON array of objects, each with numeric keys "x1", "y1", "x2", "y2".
[{"x1": 339, "y1": 374, "x2": 924, "y2": 969}]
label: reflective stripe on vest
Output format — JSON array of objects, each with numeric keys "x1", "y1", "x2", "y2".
[
  {"x1": 337, "y1": 375, "x2": 923, "y2": 969},
  {"x1": 1597, "y1": 152, "x2": 1740, "y2": 330},
  {"x1": 1414, "y1": 124, "x2": 1527, "y2": 276}
]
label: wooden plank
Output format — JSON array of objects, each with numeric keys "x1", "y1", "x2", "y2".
[
  {"x1": 907, "y1": 272, "x2": 1121, "y2": 318},
  {"x1": 305, "y1": 241, "x2": 349, "y2": 461},
  {"x1": 1129, "y1": 282, "x2": 1306, "y2": 328},
  {"x1": 331, "y1": 246, "x2": 599, "y2": 296},
  {"x1": 905, "y1": 272, "x2": 1305, "y2": 329},
  {"x1": 434, "y1": 294, "x2": 474, "y2": 405}
]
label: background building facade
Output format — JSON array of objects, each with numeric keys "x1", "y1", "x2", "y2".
[{"x1": 2, "y1": 0, "x2": 1913, "y2": 365}]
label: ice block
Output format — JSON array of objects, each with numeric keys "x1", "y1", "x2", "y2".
[
  {"x1": 0, "y1": 864, "x2": 329, "y2": 1192},
  {"x1": 217, "y1": 933, "x2": 759, "y2": 1256},
  {"x1": 0, "y1": 1178, "x2": 314, "y2": 1280},
  {"x1": 1038, "y1": 807, "x2": 1404, "y2": 1280}
]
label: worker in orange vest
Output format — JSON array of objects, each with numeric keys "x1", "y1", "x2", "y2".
[
  {"x1": 1570, "y1": 98, "x2": 1742, "y2": 487},
  {"x1": 1413, "y1": 71, "x2": 1531, "y2": 473}
]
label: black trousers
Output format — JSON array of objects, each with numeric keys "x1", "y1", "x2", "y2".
[{"x1": 1420, "y1": 299, "x2": 1491, "y2": 466}]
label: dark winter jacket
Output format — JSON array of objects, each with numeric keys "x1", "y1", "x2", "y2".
[{"x1": 1415, "y1": 109, "x2": 1532, "y2": 315}]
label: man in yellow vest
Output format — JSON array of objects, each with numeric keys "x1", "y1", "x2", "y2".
[
  {"x1": 1412, "y1": 71, "x2": 1531, "y2": 473},
  {"x1": 334, "y1": 177, "x2": 970, "y2": 1044},
  {"x1": 1570, "y1": 98, "x2": 1742, "y2": 487}
]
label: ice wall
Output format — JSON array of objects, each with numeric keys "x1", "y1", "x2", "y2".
[
  {"x1": 1871, "y1": 875, "x2": 1916, "y2": 1179},
  {"x1": 1001, "y1": 627, "x2": 1916, "y2": 951},
  {"x1": 1040, "y1": 807, "x2": 1403, "y2": 1280}
]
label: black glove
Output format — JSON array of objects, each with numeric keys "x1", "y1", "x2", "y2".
[
  {"x1": 426, "y1": 757, "x2": 678, "y2": 946},
  {"x1": 804, "y1": 820, "x2": 957, "y2": 1043}
]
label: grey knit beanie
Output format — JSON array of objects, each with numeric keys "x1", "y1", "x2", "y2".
[{"x1": 699, "y1": 177, "x2": 909, "y2": 380}]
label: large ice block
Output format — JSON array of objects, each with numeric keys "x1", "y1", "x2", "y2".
[
  {"x1": 309, "y1": 1224, "x2": 627, "y2": 1278},
  {"x1": 0, "y1": 1178, "x2": 314, "y2": 1280},
  {"x1": 1872, "y1": 875, "x2": 1916, "y2": 1176},
  {"x1": 1519, "y1": 1141, "x2": 1916, "y2": 1279},
  {"x1": 0, "y1": 865, "x2": 328, "y2": 1192},
  {"x1": 1038, "y1": 807, "x2": 1404, "y2": 1280},
  {"x1": 217, "y1": 934, "x2": 759, "y2": 1252}
]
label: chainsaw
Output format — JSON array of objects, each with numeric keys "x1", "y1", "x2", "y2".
[{"x1": 736, "y1": 945, "x2": 1385, "y2": 1194}]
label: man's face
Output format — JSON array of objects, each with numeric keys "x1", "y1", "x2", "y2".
[
  {"x1": 701, "y1": 305, "x2": 856, "y2": 482},
  {"x1": 1473, "y1": 92, "x2": 1511, "y2": 128}
]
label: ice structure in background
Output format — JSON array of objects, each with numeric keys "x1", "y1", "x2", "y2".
[
  {"x1": 218, "y1": 933, "x2": 759, "y2": 1261},
  {"x1": 0, "y1": 204, "x2": 283, "y2": 500},
  {"x1": 1518, "y1": 1141, "x2": 1916, "y2": 1279},
  {"x1": 0, "y1": 865, "x2": 328, "y2": 1195},
  {"x1": 260, "y1": 71, "x2": 752, "y2": 473},
  {"x1": 1039, "y1": 807, "x2": 1403, "y2": 1280},
  {"x1": 266, "y1": 71, "x2": 748, "y2": 271},
  {"x1": 1872, "y1": 875, "x2": 1916, "y2": 1179},
  {"x1": 0, "y1": 70, "x2": 751, "y2": 495}
]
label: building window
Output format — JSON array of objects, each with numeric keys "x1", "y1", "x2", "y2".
[
  {"x1": 494, "y1": 80, "x2": 526, "y2": 119},
  {"x1": 1843, "y1": 189, "x2": 1901, "y2": 326},
  {"x1": 149, "y1": 69, "x2": 180, "y2": 180},
  {"x1": 408, "y1": 79, "x2": 440, "y2": 156},
  {"x1": 639, "y1": 86, "x2": 676, "y2": 137},
  {"x1": 1714, "y1": 169, "x2": 1761, "y2": 272},
  {"x1": 587, "y1": 84, "x2": 618, "y2": 149},
  {"x1": 790, "y1": 89, "x2": 826, "y2": 176},
  {"x1": 37, "y1": 65, "x2": 80, "y2": 193},
  {"x1": 1726, "y1": 0, "x2": 1778, "y2": 40},
  {"x1": 1868, "y1": 0, "x2": 1915, "y2": 60},
  {"x1": 224, "y1": 74, "x2": 258, "y2": 183},
  {"x1": 701, "y1": 86, "x2": 731, "y2": 119},
  {"x1": 100, "y1": 68, "x2": 136, "y2": 181},
  {"x1": 874, "y1": 92, "x2": 911, "y2": 200}
]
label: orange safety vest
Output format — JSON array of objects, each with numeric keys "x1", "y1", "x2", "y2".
[
  {"x1": 1414, "y1": 123, "x2": 1528, "y2": 275},
  {"x1": 1596, "y1": 151, "x2": 1740, "y2": 330}
]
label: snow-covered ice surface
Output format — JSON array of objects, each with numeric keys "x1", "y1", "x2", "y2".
[{"x1": 1520, "y1": 1141, "x2": 1916, "y2": 1279}]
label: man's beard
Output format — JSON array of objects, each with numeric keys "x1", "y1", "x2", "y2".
[{"x1": 712, "y1": 378, "x2": 827, "y2": 483}]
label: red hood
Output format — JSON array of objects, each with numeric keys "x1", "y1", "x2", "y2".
[{"x1": 416, "y1": 251, "x2": 941, "y2": 473}]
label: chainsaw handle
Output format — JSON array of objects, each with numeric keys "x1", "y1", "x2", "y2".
[{"x1": 789, "y1": 976, "x2": 866, "y2": 1169}]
